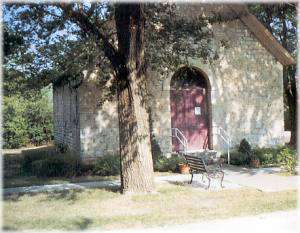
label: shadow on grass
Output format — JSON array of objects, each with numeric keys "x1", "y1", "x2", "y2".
[
  {"x1": 72, "y1": 217, "x2": 93, "y2": 230},
  {"x1": 4, "y1": 185, "x2": 121, "y2": 203},
  {"x1": 2, "y1": 225, "x2": 18, "y2": 231}
]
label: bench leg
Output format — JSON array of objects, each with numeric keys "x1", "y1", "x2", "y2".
[
  {"x1": 189, "y1": 172, "x2": 194, "y2": 184},
  {"x1": 220, "y1": 171, "x2": 224, "y2": 188},
  {"x1": 206, "y1": 175, "x2": 211, "y2": 189}
]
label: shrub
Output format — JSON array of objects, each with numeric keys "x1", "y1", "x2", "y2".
[
  {"x1": 31, "y1": 153, "x2": 81, "y2": 177},
  {"x1": 22, "y1": 147, "x2": 55, "y2": 175},
  {"x1": 25, "y1": 91, "x2": 53, "y2": 146},
  {"x1": 238, "y1": 138, "x2": 252, "y2": 154},
  {"x1": 92, "y1": 155, "x2": 120, "y2": 176},
  {"x1": 252, "y1": 146, "x2": 284, "y2": 166},
  {"x1": 3, "y1": 96, "x2": 28, "y2": 148},
  {"x1": 3, "y1": 87, "x2": 53, "y2": 149},
  {"x1": 153, "y1": 154, "x2": 185, "y2": 172},
  {"x1": 221, "y1": 150, "x2": 249, "y2": 166},
  {"x1": 277, "y1": 147, "x2": 297, "y2": 174},
  {"x1": 3, "y1": 154, "x2": 24, "y2": 177}
]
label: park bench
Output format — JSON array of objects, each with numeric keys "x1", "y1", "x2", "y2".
[{"x1": 184, "y1": 154, "x2": 224, "y2": 189}]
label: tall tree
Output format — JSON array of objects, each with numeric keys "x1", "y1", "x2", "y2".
[
  {"x1": 4, "y1": 2, "x2": 229, "y2": 193},
  {"x1": 249, "y1": 3, "x2": 297, "y2": 146}
]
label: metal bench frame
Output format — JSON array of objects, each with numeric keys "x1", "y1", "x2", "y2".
[{"x1": 184, "y1": 154, "x2": 224, "y2": 189}]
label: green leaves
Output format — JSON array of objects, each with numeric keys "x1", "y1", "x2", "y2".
[{"x1": 3, "y1": 87, "x2": 53, "y2": 149}]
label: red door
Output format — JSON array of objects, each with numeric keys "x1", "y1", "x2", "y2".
[{"x1": 171, "y1": 87, "x2": 208, "y2": 152}]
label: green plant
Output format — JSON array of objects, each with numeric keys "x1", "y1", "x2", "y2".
[
  {"x1": 31, "y1": 152, "x2": 81, "y2": 177},
  {"x1": 3, "y1": 96, "x2": 28, "y2": 148},
  {"x1": 22, "y1": 148, "x2": 55, "y2": 175},
  {"x1": 3, "y1": 154, "x2": 24, "y2": 178},
  {"x1": 25, "y1": 89, "x2": 53, "y2": 146},
  {"x1": 238, "y1": 138, "x2": 255, "y2": 162},
  {"x1": 277, "y1": 148, "x2": 297, "y2": 174},
  {"x1": 3, "y1": 87, "x2": 53, "y2": 149},
  {"x1": 153, "y1": 154, "x2": 185, "y2": 172},
  {"x1": 221, "y1": 150, "x2": 249, "y2": 166},
  {"x1": 253, "y1": 146, "x2": 285, "y2": 166},
  {"x1": 92, "y1": 155, "x2": 120, "y2": 176}
]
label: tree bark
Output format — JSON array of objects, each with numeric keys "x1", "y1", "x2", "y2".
[
  {"x1": 115, "y1": 4, "x2": 155, "y2": 194},
  {"x1": 283, "y1": 66, "x2": 297, "y2": 147}
]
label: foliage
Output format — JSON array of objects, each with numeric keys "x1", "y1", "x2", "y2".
[
  {"x1": 3, "y1": 96, "x2": 29, "y2": 148},
  {"x1": 238, "y1": 138, "x2": 255, "y2": 163},
  {"x1": 31, "y1": 153, "x2": 81, "y2": 177},
  {"x1": 248, "y1": 4, "x2": 296, "y2": 55},
  {"x1": 91, "y1": 155, "x2": 120, "y2": 176},
  {"x1": 3, "y1": 25, "x2": 24, "y2": 57},
  {"x1": 221, "y1": 150, "x2": 249, "y2": 166},
  {"x1": 277, "y1": 148, "x2": 297, "y2": 174},
  {"x1": 3, "y1": 23, "x2": 54, "y2": 149},
  {"x1": 21, "y1": 147, "x2": 81, "y2": 177},
  {"x1": 153, "y1": 154, "x2": 185, "y2": 172},
  {"x1": 238, "y1": 138, "x2": 252, "y2": 154},
  {"x1": 3, "y1": 88, "x2": 53, "y2": 149},
  {"x1": 25, "y1": 88, "x2": 53, "y2": 146},
  {"x1": 22, "y1": 147, "x2": 56, "y2": 175},
  {"x1": 2, "y1": 3, "x2": 235, "y2": 97},
  {"x1": 252, "y1": 146, "x2": 284, "y2": 166},
  {"x1": 222, "y1": 144, "x2": 297, "y2": 169}
]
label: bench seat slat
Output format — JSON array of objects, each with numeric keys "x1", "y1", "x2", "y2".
[{"x1": 185, "y1": 157, "x2": 204, "y2": 164}]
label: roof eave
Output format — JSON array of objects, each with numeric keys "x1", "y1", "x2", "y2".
[{"x1": 228, "y1": 4, "x2": 296, "y2": 66}]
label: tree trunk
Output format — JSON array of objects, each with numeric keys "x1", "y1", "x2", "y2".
[
  {"x1": 283, "y1": 66, "x2": 297, "y2": 147},
  {"x1": 115, "y1": 3, "x2": 155, "y2": 194}
]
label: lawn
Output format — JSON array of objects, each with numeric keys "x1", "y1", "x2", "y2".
[
  {"x1": 3, "y1": 172, "x2": 174, "y2": 188},
  {"x1": 3, "y1": 183, "x2": 297, "y2": 231}
]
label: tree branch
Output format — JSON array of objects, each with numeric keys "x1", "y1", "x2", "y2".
[{"x1": 59, "y1": 4, "x2": 121, "y2": 72}]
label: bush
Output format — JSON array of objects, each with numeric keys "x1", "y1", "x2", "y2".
[
  {"x1": 253, "y1": 146, "x2": 284, "y2": 166},
  {"x1": 92, "y1": 155, "x2": 120, "y2": 176},
  {"x1": 22, "y1": 146, "x2": 81, "y2": 177},
  {"x1": 3, "y1": 154, "x2": 24, "y2": 177},
  {"x1": 3, "y1": 87, "x2": 53, "y2": 149},
  {"x1": 25, "y1": 90, "x2": 53, "y2": 146},
  {"x1": 31, "y1": 153, "x2": 80, "y2": 177},
  {"x1": 221, "y1": 150, "x2": 249, "y2": 166},
  {"x1": 22, "y1": 147, "x2": 55, "y2": 175},
  {"x1": 277, "y1": 147, "x2": 297, "y2": 174},
  {"x1": 153, "y1": 154, "x2": 185, "y2": 172},
  {"x1": 3, "y1": 96, "x2": 28, "y2": 148}
]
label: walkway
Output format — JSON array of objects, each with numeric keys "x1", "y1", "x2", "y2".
[
  {"x1": 100, "y1": 209, "x2": 300, "y2": 233},
  {"x1": 3, "y1": 166, "x2": 299, "y2": 195}
]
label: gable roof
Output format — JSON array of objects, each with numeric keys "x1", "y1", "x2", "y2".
[{"x1": 228, "y1": 4, "x2": 295, "y2": 66}]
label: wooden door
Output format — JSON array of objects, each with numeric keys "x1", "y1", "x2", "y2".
[{"x1": 171, "y1": 87, "x2": 208, "y2": 152}]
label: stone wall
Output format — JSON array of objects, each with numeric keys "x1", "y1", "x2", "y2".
[
  {"x1": 149, "y1": 19, "x2": 284, "y2": 154},
  {"x1": 53, "y1": 84, "x2": 80, "y2": 153},
  {"x1": 78, "y1": 70, "x2": 119, "y2": 158}
]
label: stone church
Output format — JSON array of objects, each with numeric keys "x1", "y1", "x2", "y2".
[{"x1": 52, "y1": 4, "x2": 295, "y2": 160}]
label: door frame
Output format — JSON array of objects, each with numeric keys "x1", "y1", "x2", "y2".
[{"x1": 170, "y1": 66, "x2": 213, "y2": 150}]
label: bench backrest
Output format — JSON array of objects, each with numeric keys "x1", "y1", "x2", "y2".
[{"x1": 184, "y1": 154, "x2": 207, "y2": 173}]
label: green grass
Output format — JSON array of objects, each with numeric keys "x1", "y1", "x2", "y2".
[{"x1": 3, "y1": 183, "x2": 297, "y2": 231}]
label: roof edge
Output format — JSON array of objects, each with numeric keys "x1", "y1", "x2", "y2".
[{"x1": 228, "y1": 4, "x2": 295, "y2": 66}]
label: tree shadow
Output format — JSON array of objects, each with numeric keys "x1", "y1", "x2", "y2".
[{"x1": 72, "y1": 217, "x2": 93, "y2": 230}]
